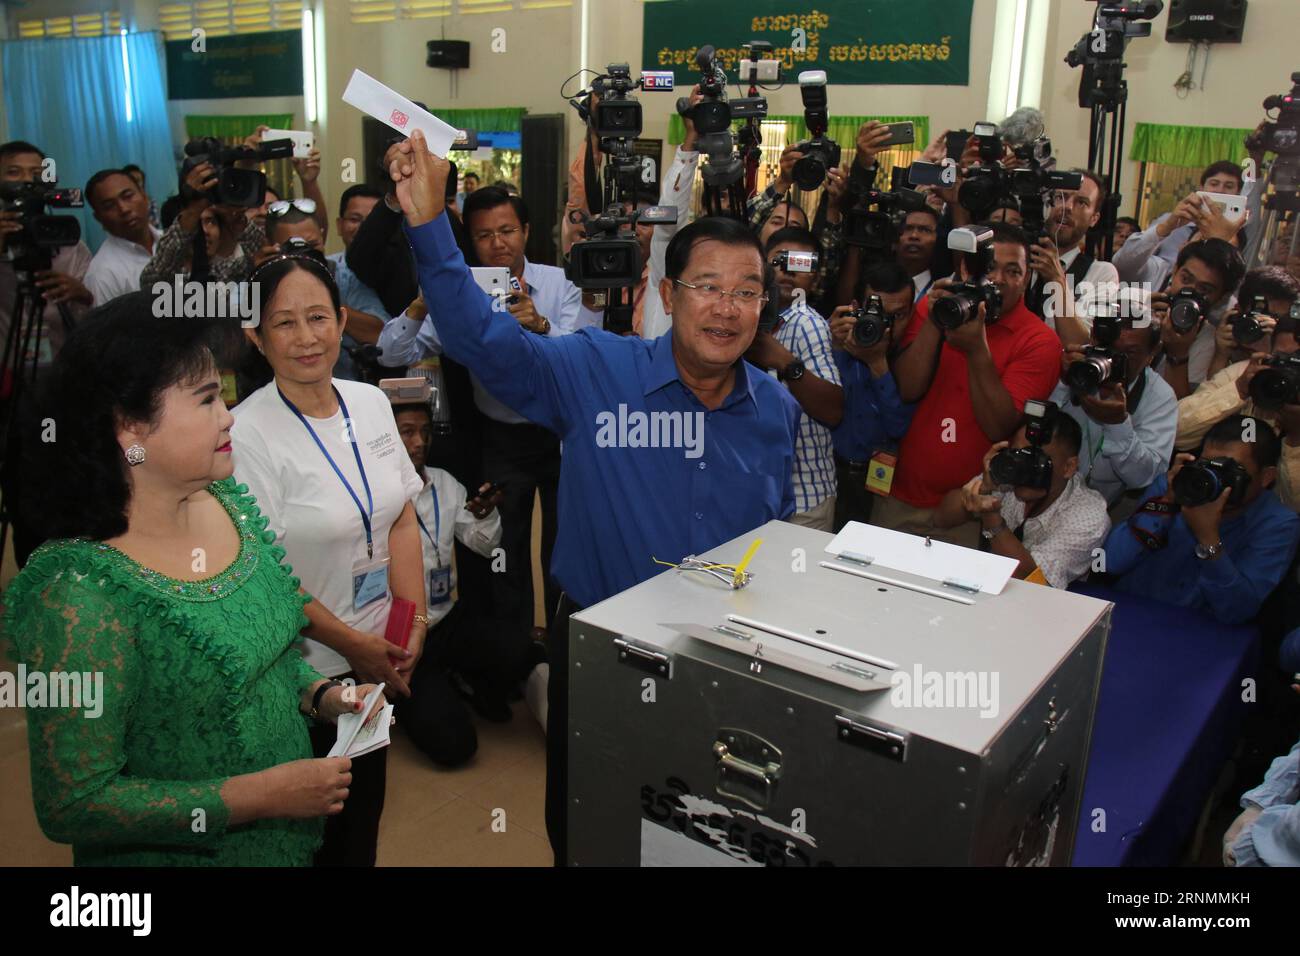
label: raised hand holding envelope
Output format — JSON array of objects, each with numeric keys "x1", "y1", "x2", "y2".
[{"x1": 341, "y1": 69, "x2": 459, "y2": 158}]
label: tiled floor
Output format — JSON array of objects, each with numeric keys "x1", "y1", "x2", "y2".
[{"x1": 0, "y1": 502, "x2": 553, "y2": 867}]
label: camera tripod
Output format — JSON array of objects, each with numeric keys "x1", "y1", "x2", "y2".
[
  {"x1": 1243, "y1": 158, "x2": 1300, "y2": 271},
  {"x1": 0, "y1": 267, "x2": 72, "y2": 574}
]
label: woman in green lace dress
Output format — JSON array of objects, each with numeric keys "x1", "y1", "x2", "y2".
[{"x1": 1, "y1": 294, "x2": 374, "y2": 866}]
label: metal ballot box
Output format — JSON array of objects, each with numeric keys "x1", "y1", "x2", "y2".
[{"x1": 567, "y1": 520, "x2": 1111, "y2": 866}]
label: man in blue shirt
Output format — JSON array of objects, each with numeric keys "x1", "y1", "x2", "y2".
[
  {"x1": 827, "y1": 262, "x2": 916, "y2": 530},
  {"x1": 1102, "y1": 415, "x2": 1300, "y2": 624},
  {"x1": 388, "y1": 128, "x2": 800, "y2": 862}
]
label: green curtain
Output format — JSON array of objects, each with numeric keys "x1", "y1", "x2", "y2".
[
  {"x1": 1129, "y1": 122, "x2": 1255, "y2": 169},
  {"x1": 667, "y1": 114, "x2": 929, "y2": 152},
  {"x1": 184, "y1": 114, "x2": 294, "y2": 139},
  {"x1": 426, "y1": 107, "x2": 526, "y2": 132}
]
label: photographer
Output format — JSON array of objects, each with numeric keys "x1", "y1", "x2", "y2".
[
  {"x1": 746, "y1": 226, "x2": 843, "y2": 530},
  {"x1": 0, "y1": 140, "x2": 93, "y2": 369},
  {"x1": 1150, "y1": 238, "x2": 1247, "y2": 399},
  {"x1": 82, "y1": 168, "x2": 161, "y2": 305},
  {"x1": 1174, "y1": 267, "x2": 1300, "y2": 510},
  {"x1": 934, "y1": 409, "x2": 1110, "y2": 589},
  {"x1": 878, "y1": 222, "x2": 1062, "y2": 546},
  {"x1": 387, "y1": 129, "x2": 799, "y2": 862},
  {"x1": 827, "y1": 262, "x2": 917, "y2": 529},
  {"x1": 1112, "y1": 161, "x2": 1244, "y2": 283},
  {"x1": 1111, "y1": 216, "x2": 1139, "y2": 256},
  {"x1": 1023, "y1": 170, "x2": 1120, "y2": 348},
  {"x1": 1205, "y1": 266, "x2": 1299, "y2": 380},
  {"x1": 1049, "y1": 301, "x2": 1178, "y2": 507},
  {"x1": 1101, "y1": 415, "x2": 1300, "y2": 624}
]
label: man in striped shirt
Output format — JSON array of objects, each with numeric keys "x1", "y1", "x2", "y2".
[{"x1": 745, "y1": 227, "x2": 844, "y2": 530}]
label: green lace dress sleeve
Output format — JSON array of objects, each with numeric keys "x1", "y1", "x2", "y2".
[{"x1": 5, "y1": 565, "x2": 232, "y2": 849}]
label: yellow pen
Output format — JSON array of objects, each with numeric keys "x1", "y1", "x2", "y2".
[{"x1": 732, "y1": 537, "x2": 763, "y2": 588}]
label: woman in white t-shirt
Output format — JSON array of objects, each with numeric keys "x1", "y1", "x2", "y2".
[{"x1": 231, "y1": 249, "x2": 427, "y2": 867}]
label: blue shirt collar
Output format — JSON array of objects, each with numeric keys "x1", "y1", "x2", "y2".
[{"x1": 643, "y1": 332, "x2": 757, "y2": 410}]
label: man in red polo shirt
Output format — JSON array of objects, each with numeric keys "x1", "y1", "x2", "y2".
[{"x1": 874, "y1": 222, "x2": 1062, "y2": 547}]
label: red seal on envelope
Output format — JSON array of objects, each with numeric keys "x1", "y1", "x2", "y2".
[{"x1": 390, "y1": 109, "x2": 409, "y2": 127}]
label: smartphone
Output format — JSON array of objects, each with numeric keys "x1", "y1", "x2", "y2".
[
  {"x1": 1197, "y1": 190, "x2": 1246, "y2": 223},
  {"x1": 880, "y1": 121, "x2": 915, "y2": 148},
  {"x1": 908, "y1": 161, "x2": 954, "y2": 188},
  {"x1": 945, "y1": 129, "x2": 972, "y2": 161},
  {"x1": 470, "y1": 266, "x2": 511, "y2": 298},
  {"x1": 377, "y1": 377, "x2": 430, "y2": 402}
]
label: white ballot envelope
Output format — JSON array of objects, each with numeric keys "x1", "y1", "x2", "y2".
[
  {"x1": 262, "y1": 128, "x2": 314, "y2": 160},
  {"x1": 328, "y1": 682, "x2": 394, "y2": 758},
  {"x1": 825, "y1": 521, "x2": 1018, "y2": 596},
  {"x1": 342, "y1": 69, "x2": 459, "y2": 158}
]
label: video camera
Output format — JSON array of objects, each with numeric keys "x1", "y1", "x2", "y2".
[
  {"x1": 1248, "y1": 352, "x2": 1300, "y2": 408},
  {"x1": 843, "y1": 171, "x2": 931, "y2": 251},
  {"x1": 1066, "y1": 312, "x2": 1127, "y2": 397},
  {"x1": 182, "y1": 135, "x2": 293, "y2": 207},
  {"x1": 675, "y1": 45, "x2": 767, "y2": 190},
  {"x1": 989, "y1": 399, "x2": 1058, "y2": 491},
  {"x1": 791, "y1": 71, "x2": 841, "y2": 191},
  {"x1": 1172, "y1": 456, "x2": 1251, "y2": 508},
  {"x1": 958, "y1": 136, "x2": 1082, "y2": 235},
  {"x1": 932, "y1": 226, "x2": 1002, "y2": 330},
  {"x1": 1065, "y1": 1, "x2": 1164, "y2": 109},
  {"x1": 1246, "y1": 72, "x2": 1300, "y2": 205},
  {"x1": 0, "y1": 181, "x2": 83, "y2": 272}
]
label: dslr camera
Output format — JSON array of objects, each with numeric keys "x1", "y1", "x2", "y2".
[
  {"x1": 849, "y1": 294, "x2": 893, "y2": 349},
  {"x1": 932, "y1": 226, "x2": 1002, "y2": 330},
  {"x1": 1172, "y1": 456, "x2": 1251, "y2": 507},
  {"x1": 843, "y1": 169, "x2": 931, "y2": 250},
  {"x1": 791, "y1": 71, "x2": 841, "y2": 191},
  {"x1": 1231, "y1": 296, "x2": 1272, "y2": 346},
  {"x1": 1066, "y1": 313, "x2": 1127, "y2": 396},
  {"x1": 1166, "y1": 287, "x2": 1208, "y2": 334},
  {"x1": 1248, "y1": 352, "x2": 1300, "y2": 408},
  {"x1": 989, "y1": 399, "x2": 1057, "y2": 491},
  {"x1": 182, "y1": 135, "x2": 294, "y2": 208},
  {"x1": 0, "y1": 181, "x2": 83, "y2": 270}
]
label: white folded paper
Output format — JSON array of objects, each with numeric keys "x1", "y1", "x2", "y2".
[
  {"x1": 262, "y1": 128, "x2": 314, "y2": 160},
  {"x1": 825, "y1": 521, "x2": 1018, "y2": 595},
  {"x1": 328, "y1": 682, "x2": 393, "y2": 758},
  {"x1": 341, "y1": 69, "x2": 459, "y2": 158}
]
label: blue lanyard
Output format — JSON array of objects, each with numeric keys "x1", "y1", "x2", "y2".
[
  {"x1": 914, "y1": 274, "x2": 935, "y2": 302},
  {"x1": 278, "y1": 386, "x2": 376, "y2": 559},
  {"x1": 415, "y1": 482, "x2": 442, "y2": 567}
]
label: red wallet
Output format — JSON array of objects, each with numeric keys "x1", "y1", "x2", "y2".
[{"x1": 384, "y1": 597, "x2": 416, "y2": 656}]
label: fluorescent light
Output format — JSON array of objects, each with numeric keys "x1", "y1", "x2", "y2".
[
  {"x1": 302, "y1": 6, "x2": 317, "y2": 123},
  {"x1": 120, "y1": 29, "x2": 134, "y2": 123},
  {"x1": 1005, "y1": 0, "x2": 1028, "y2": 116}
]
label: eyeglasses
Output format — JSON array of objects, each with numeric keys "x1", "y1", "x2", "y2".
[
  {"x1": 267, "y1": 198, "x2": 318, "y2": 218},
  {"x1": 472, "y1": 225, "x2": 522, "y2": 244},
  {"x1": 673, "y1": 279, "x2": 768, "y2": 308}
]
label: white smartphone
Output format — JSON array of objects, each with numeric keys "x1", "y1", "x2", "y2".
[
  {"x1": 470, "y1": 266, "x2": 511, "y2": 298},
  {"x1": 262, "y1": 128, "x2": 314, "y2": 160},
  {"x1": 1197, "y1": 190, "x2": 1246, "y2": 223}
]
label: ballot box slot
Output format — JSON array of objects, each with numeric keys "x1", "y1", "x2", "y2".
[
  {"x1": 818, "y1": 559, "x2": 979, "y2": 606},
  {"x1": 725, "y1": 614, "x2": 898, "y2": 671}
]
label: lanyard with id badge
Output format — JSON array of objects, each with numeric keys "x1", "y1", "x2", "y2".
[
  {"x1": 279, "y1": 386, "x2": 389, "y2": 612},
  {"x1": 415, "y1": 483, "x2": 451, "y2": 606}
]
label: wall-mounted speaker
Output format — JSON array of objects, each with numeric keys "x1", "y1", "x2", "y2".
[
  {"x1": 1166, "y1": 0, "x2": 1248, "y2": 43},
  {"x1": 426, "y1": 40, "x2": 470, "y2": 70}
]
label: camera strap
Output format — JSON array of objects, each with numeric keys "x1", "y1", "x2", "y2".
[{"x1": 1026, "y1": 250, "x2": 1094, "y2": 320}]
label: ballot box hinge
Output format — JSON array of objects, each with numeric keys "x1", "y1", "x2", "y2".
[
  {"x1": 835, "y1": 714, "x2": 908, "y2": 763},
  {"x1": 614, "y1": 637, "x2": 673, "y2": 679}
]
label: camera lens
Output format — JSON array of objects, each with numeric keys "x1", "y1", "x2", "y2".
[
  {"x1": 932, "y1": 294, "x2": 973, "y2": 331},
  {"x1": 1232, "y1": 316, "x2": 1265, "y2": 344},
  {"x1": 1172, "y1": 462, "x2": 1221, "y2": 508},
  {"x1": 1248, "y1": 367, "x2": 1300, "y2": 409},
  {"x1": 988, "y1": 450, "x2": 1018, "y2": 488},
  {"x1": 1168, "y1": 295, "x2": 1204, "y2": 334},
  {"x1": 1065, "y1": 357, "x2": 1107, "y2": 395},
  {"x1": 852, "y1": 314, "x2": 883, "y2": 348},
  {"x1": 793, "y1": 153, "x2": 827, "y2": 191}
]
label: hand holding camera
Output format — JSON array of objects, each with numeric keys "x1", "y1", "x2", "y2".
[
  {"x1": 506, "y1": 289, "x2": 550, "y2": 335},
  {"x1": 1153, "y1": 289, "x2": 1205, "y2": 359},
  {"x1": 961, "y1": 462, "x2": 1003, "y2": 519},
  {"x1": 32, "y1": 270, "x2": 91, "y2": 306},
  {"x1": 1166, "y1": 452, "x2": 1237, "y2": 543},
  {"x1": 1079, "y1": 381, "x2": 1128, "y2": 426},
  {"x1": 1029, "y1": 234, "x2": 1066, "y2": 286},
  {"x1": 830, "y1": 300, "x2": 891, "y2": 370},
  {"x1": 293, "y1": 147, "x2": 322, "y2": 185}
]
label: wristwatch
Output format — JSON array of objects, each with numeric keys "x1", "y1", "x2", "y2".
[
  {"x1": 981, "y1": 522, "x2": 1008, "y2": 541},
  {"x1": 532, "y1": 315, "x2": 552, "y2": 336},
  {"x1": 1194, "y1": 539, "x2": 1224, "y2": 561},
  {"x1": 309, "y1": 679, "x2": 343, "y2": 719},
  {"x1": 778, "y1": 358, "x2": 806, "y2": 382}
]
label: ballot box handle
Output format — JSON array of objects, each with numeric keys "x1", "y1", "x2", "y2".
[{"x1": 713, "y1": 729, "x2": 783, "y2": 812}]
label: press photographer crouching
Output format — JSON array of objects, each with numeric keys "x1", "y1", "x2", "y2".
[
  {"x1": 934, "y1": 400, "x2": 1109, "y2": 588},
  {"x1": 827, "y1": 262, "x2": 917, "y2": 530},
  {"x1": 1175, "y1": 266, "x2": 1300, "y2": 510},
  {"x1": 1049, "y1": 293, "x2": 1178, "y2": 511},
  {"x1": 745, "y1": 227, "x2": 843, "y2": 530},
  {"x1": 1100, "y1": 415, "x2": 1300, "y2": 624}
]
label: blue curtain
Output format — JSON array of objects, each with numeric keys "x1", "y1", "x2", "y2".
[{"x1": 3, "y1": 32, "x2": 176, "y2": 252}]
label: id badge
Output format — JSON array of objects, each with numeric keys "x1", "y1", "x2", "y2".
[
  {"x1": 866, "y1": 450, "x2": 897, "y2": 497},
  {"x1": 352, "y1": 557, "x2": 390, "y2": 611},
  {"x1": 429, "y1": 566, "x2": 452, "y2": 606}
]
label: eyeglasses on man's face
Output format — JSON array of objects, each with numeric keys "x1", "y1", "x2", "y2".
[{"x1": 672, "y1": 279, "x2": 768, "y2": 309}]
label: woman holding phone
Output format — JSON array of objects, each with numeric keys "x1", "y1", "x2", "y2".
[{"x1": 231, "y1": 247, "x2": 427, "y2": 866}]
